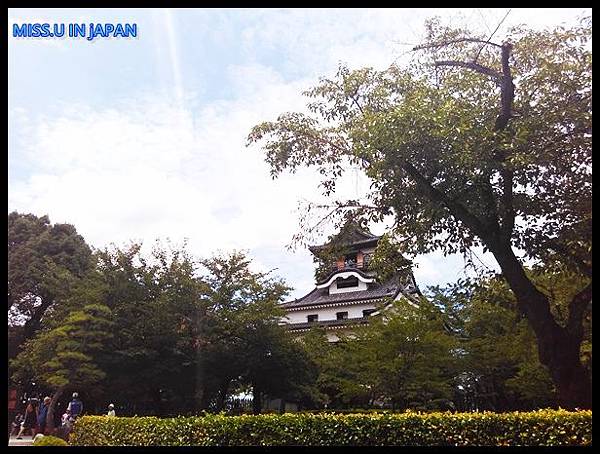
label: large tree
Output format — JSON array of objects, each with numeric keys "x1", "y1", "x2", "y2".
[
  {"x1": 430, "y1": 276, "x2": 558, "y2": 411},
  {"x1": 8, "y1": 212, "x2": 93, "y2": 358},
  {"x1": 248, "y1": 18, "x2": 592, "y2": 408},
  {"x1": 11, "y1": 303, "x2": 113, "y2": 432},
  {"x1": 200, "y1": 251, "x2": 316, "y2": 414},
  {"x1": 349, "y1": 299, "x2": 458, "y2": 411},
  {"x1": 94, "y1": 242, "x2": 207, "y2": 416}
]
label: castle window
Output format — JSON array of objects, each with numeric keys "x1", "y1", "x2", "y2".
[
  {"x1": 337, "y1": 276, "x2": 359, "y2": 289},
  {"x1": 362, "y1": 309, "x2": 376, "y2": 317},
  {"x1": 307, "y1": 314, "x2": 318, "y2": 323},
  {"x1": 344, "y1": 253, "x2": 358, "y2": 268},
  {"x1": 336, "y1": 311, "x2": 348, "y2": 320}
]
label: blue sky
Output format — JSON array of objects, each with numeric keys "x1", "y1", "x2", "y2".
[{"x1": 8, "y1": 8, "x2": 590, "y2": 299}]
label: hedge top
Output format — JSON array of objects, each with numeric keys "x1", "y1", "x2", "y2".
[{"x1": 69, "y1": 409, "x2": 591, "y2": 446}]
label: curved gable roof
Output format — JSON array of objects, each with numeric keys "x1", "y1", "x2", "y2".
[{"x1": 308, "y1": 221, "x2": 380, "y2": 255}]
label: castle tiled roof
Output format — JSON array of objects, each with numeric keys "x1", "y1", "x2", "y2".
[
  {"x1": 281, "y1": 273, "x2": 413, "y2": 310},
  {"x1": 308, "y1": 222, "x2": 380, "y2": 255}
]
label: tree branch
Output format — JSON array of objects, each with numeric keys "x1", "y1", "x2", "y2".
[
  {"x1": 479, "y1": 175, "x2": 502, "y2": 234},
  {"x1": 401, "y1": 159, "x2": 489, "y2": 238},
  {"x1": 494, "y1": 43, "x2": 515, "y2": 131},
  {"x1": 499, "y1": 168, "x2": 515, "y2": 237},
  {"x1": 434, "y1": 61, "x2": 502, "y2": 82},
  {"x1": 473, "y1": 9, "x2": 512, "y2": 63},
  {"x1": 412, "y1": 38, "x2": 502, "y2": 51},
  {"x1": 494, "y1": 43, "x2": 516, "y2": 236},
  {"x1": 331, "y1": 80, "x2": 366, "y2": 116}
]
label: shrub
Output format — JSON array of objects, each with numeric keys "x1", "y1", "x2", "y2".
[
  {"x1": 33, "y1": 435, "x2": 69, "y2": 446},
  {"x1": 69, "y1": 409, "x2": 592, "y2": 447}
]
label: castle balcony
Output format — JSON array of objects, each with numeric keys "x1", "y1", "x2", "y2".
[{"x1": 327, "y1": 256, "x2": 372, "y2": 273}]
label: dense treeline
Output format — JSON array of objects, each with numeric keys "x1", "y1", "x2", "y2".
[
  {"x1": 8, "y1": 212, "x2": 591, "y2": 419},
  {"x1": 301, "y1": 274, "x2": 591, "y2": 412},
  {"x1": 9, "y1": 212, "x2": 314, "y2": 420}
]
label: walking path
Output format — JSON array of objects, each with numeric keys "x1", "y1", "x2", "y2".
[{"x1": 8, "y1": 435, "x2": 33, "y2": 447}]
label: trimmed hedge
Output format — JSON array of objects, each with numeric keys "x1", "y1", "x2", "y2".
[
  {"x1": 33, "y1": 435, "x2": 69, "y2": 446},
  {"x1": 70, "y1": 409, "x2": 592, "y2": 447}
]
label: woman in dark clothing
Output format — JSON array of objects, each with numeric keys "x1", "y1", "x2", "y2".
[{"x1": 16, "y1": 401, "x2": 38, "y2": 439}]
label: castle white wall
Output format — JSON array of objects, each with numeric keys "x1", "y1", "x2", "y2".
[
  {"x1": 329, "y1": 279, "x2": 368, "y2": 294},
  {"x1": 283, "y1": 302, "x2": 377, "y2": 324}
]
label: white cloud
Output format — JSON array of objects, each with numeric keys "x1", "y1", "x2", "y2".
[
  {"x1": 9, "y1": 8, "x2": 589, "y2": 299},
  {"x1": 8, "y1": 66, "x2": 328, "y2": 297}
]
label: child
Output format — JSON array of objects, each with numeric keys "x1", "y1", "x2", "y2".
[{"x1": 60, "y1": 409, "x2": 74, "y2": 439}]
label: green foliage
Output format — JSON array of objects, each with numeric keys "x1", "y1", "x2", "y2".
[
  {"x1": 297, "y1": 328, "x2": 357, "y2": 408},
  {"x1": 70, "y1": 410, "x2": 592, "y2": 446},
  {"x1": 247, "y1": 17, "x2": 592, "y2": 407},
  {"x1": 94, "y1": 241, "x2": 208, "y2": 415},
  {"x1": 347, "y1": 300, "x2": 458, "y2": 410},
  {"x1": 368, "y1": 233, "x2": 413, "y2": 283},
  {"x1": 299, "y1": 301, "x2": 458, "y2": 411},
  {"x1": 33, "y1": 435, "x2": 69, "y2": 446},
  {"x1": 429, "y1": 276, "x2": 558, "y2": 411},
  {"x1": 200, "y1": 251, "x2": 316, "y2": 412},
  {"x1": 248, "y1": 19, "x2": 592, "y2": 268},
  {"x1": 11, "y1": 302, "x2": 113, "y2": 394},
  {"x1": 298, "y1": 273, "x2": 567, "y2": 413},
  {"x1": 8, "y1": 212, "x2": 93, "y2": 358},
  {"x1": 12, "y1": 240, "x2": 314, "y2": 416}
]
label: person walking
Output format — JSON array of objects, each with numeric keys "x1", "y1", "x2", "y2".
[
  {"x1": 10, "y1": 413, "x2": 24, "y2": 437},
  {"x1": 37, "y1": 397, "x2": 52, "y2": 435},
  {"x1": 16, "y1": 400, "x2": 38, "y2": 439},
  {"x1": 59, "y1": 409, "x2": 74, "y2": 440},
  {"x1": 67, "y1": 393, "x2": 84, "y2": 420},
  {"x1": 107, "y1": 403, "x2": 116, "y2": 417}
]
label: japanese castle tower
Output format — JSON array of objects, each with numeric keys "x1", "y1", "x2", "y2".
[{"x1": 281, "y1": 222, "x2": 421, "y2": 342}]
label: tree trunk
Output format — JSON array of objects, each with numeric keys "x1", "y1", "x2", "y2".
[
  {"x1": 153, "y1": 388, "x2": 164, "y2": 417},
  {"x1": 216, "y1": 378, "x2": 231, "y2": 412},
  {"x1": 46, "y1": 386, "x2": 66, "y2": 434},
  {"x1": 252, "y1": 383, "x2": 262, "y2": 415},
  {"x1": 195, "y1": 358, "x2": 211, "y2": 411},
  {"x1": 487, "y1": 238, "x2": 592, "y2": 409}
]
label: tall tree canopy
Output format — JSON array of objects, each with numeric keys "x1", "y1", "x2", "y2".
[
  {"x1": 248, "y1": 18, "x2": 592, "y2": 408},
  {"x1": 346, "y1": 299, "x2": 458, "y2": 411},
  {"x1": 8, "y1": 212, "x2": 93, "y2": 358},
  {"x1": 200, "y1": 251, "x2": 316, "y2": 414},
  {"x1": 93, "y1": 242, "x2": 207, "y2": 416}
]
